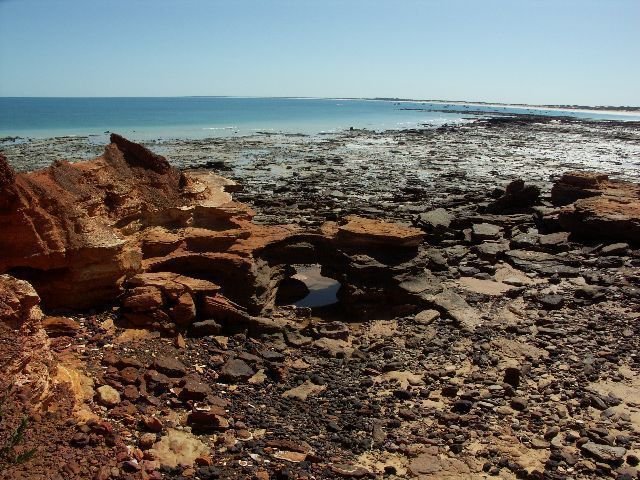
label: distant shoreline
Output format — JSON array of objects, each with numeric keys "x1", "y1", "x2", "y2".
[
  {"x1": 371, "y1": 97, "x2": 640, "y2": 114},
  {"x1": 182, "y1": 95, "x2": 640, "y2": 113},
  {"x1": 1, "y1": 95, "x2": 638, "y2": 113}
]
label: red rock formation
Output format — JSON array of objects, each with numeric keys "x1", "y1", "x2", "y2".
[
  {"x1": 0, "y1": 136, "x2": 244, "y2": 309},
  {"x1": 109, "y1": 133, "x2": 172, "y2": 174},
  {"x1": 551, "y1": 172, "x2": 640, "y2": 242},
  {"x1": 121, "y1": 272, "x2": 221, "y2": 332},
  {"x1": 324, "y1": 215, "x2": 424, "y2": 249},
  {"x1": 0, "y1": 141, "x2": 170, "y2": 308},
  {"x1": 0, "y1": 275, "x2": 55, "y2": 405},
  {"x1": 1, "y1": 136, "x2": 437, "y2": 331},
  {"x1": 551, "y1": 171, "x2": 610, "y2": 206}
]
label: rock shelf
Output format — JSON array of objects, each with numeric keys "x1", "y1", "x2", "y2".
[{"x1": 1, "y1": 125, "x2": 639, "y2": 480}]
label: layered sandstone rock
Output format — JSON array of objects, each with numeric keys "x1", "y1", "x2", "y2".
[
  {"x1": 0, "y1": 135, "x2": 188, "y2": 308},
  {"x1": 119, "y1": 271, "x2": 267, "y2": 335},
  {"x1": 550, "y1": 171, "x2": 610, "y2": 206},
  {"x1": 550, "y1": 172, "x2": 640, "y2": 242},
  {"x1": 0, "y1": 275, "x2": 55, "y2": 405},
  {"x1": 330, "y1": 215, "x2": 424, "y2": 249},
  {"x1": 3, "y1": 136, "x2": 506, "y2": 334},
  {"x1": 0, "y1": 135, "x2": 289, "y2": 310},
  {"x1": 121, "y1": 272, "x2": 220, "y2": 332}
]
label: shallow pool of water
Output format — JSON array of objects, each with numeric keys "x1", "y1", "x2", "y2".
[{"x1": 292, "y1": 264, "x2": 340, "y2": 308}]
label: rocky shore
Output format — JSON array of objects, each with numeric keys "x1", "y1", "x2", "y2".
[{"x1": 1, "y1": 120, "x2": 639, "y2": 480}]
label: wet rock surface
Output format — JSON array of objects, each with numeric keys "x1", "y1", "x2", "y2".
[{"x1": 1, "y1": 122, "x2": 639, "y2": 479}]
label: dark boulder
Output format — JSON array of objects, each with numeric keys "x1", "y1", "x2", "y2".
[{"x1": 486, "y1": 179, "x2": 540, "y2": 213}]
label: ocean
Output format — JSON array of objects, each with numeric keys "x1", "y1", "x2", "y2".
[{"x1": 1, "y1": 97, "x2": 639, "y2": 141}]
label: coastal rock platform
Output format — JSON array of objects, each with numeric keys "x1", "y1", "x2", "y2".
[{"x1": 1, "y1": 125, "x2": 639, "y2": 480}]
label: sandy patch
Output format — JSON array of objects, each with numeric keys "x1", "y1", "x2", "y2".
[
  {"x1": 149, "y1": 429, "x2": 209, "y2": 468},
  {"x1": 374, "y1": 370, "x2": 424, "y2": 390},
  {"x1": 458, "y1": 277, "x2": 515, "y2": 296},
  {"x1": 356, "y1": 451, "x2": 409, "y2": 476},
  {"x1": 54, "y1": 354, "x2": 96, "y2": 421}
]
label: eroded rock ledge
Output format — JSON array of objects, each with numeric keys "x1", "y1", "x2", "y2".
[
  {"x1": 0, "y1": 136, "x2": 433, "y2": 331},
  {"x1": 550, "y1": 171, "x2": 640, "y2": 241},
  {"x1": 2, "y1": 139, "x2": 637, "y2": 325}
]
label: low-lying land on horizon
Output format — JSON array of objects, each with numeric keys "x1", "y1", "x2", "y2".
[{"x1": 373, "y1": 97, "x2": 640, "y2": 113}]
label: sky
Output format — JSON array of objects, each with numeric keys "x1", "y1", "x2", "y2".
[{"x1": 0, "y1": 0, "x2": 638, "y2": 105}]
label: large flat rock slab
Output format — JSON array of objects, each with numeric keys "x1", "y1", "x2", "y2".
[{"x1": 332, "y1": 215, "x2": 424, "y2": 248}]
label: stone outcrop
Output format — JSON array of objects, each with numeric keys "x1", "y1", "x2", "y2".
[
  {"x1": 550, "y1": 172, "x2": 640, "y2": 242},
  {"x1": 0, "y1": 134, "x2": 295, "y2": 310},
  {"x1": 0, "y1": 275, "x2": 55, "y2": 405},
  {"x1": 550, "y1": 171, "x2": 610, "y2": 206},
  {"x1": 121, "y1": 272, "x2": 220, "y2": 332},
  {"x1": 4, "y1": 136, "x2": 637, "y2": 345},
  {"x1": 0, "y1": 134, "x2": 191, "y2": 309},
  {"x1": 329, "y1": 215, "x2": 424, "y2": 249},
  {"x1": 486, "y1": 179, "x2": 540, "y2": 213},
  {"x1": 1, "y1": 136, "x2": 439, "y2": 333}
]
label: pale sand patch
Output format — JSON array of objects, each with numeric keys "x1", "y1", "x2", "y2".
[
  {"x1": 273, "y1": 450, "x2": 307, "y2": 462},
  {"x1": 149, "y1": 429, "x2": 209, "y2": 468},
  {"x1": 364, "y1": 319, "x2": 399, "y2": 338},
  {"x1": 420, "y1": 397, "x2": 446, "y2": 410},
  {"x1": 453, "y1": 337, "x2": 473, "y2": 351},
  {"x1": 589, "y1": 365, "x2": 640, "y2": 434},
  {"x1": 373, "y1": 370, "x2": 424, "y2": 390},
  {"x1": 488, "y1": 298, "x2": 528, "y2": 328},
  {"x1": 407, "y1": 446, "x2": 486, "y2": 479},
  {"x1": 494, "y1": 264, "x2": 537, "y2": 286},
  {"x1": 287, "y1": 358, "x2": 312, "y2": 370},
  {"x1": 467, "y1": 435, "x2": 548, "y2": 478},
  {"x1": 454, "y1": 359, "x2": 474, "y2": 384},
  {"x1": 458, "y1": 277, "x2": 515, "y2": 296},
  {"x1": 185, "y1": 171, "x2": 236, "y2": 207},
  {"x1": 248, "y1": 369, "x2": 267, "y2": 384},
  {"x1": 282, "y1": 380, "x2": 326, "y2": 400},
  {"x1": 490, "y1": 337, "x2": 548, "y2": 366},
  {"x1": 54, "y1": 353, "x2": 96, "y2": 421},
  {"x1": 356, "y1": 451, "x2": 409, "y2": 476},
  {"x1": 313, "y1": 337, "x2": 353, "y2": 357},
  {"x1": 114, "y1": 328, "x2": 160, "y2": 343}
]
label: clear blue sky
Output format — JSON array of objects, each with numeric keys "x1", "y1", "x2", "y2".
[{"x1": 1, "y1": 0, "x2": 638, "y2": 105}]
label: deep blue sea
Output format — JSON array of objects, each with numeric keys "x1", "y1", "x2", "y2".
[{"x1": 1, "y1": 97, "x2": 639, "y2": 140}]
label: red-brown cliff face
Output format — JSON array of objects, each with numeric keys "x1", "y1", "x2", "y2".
[{"x1": 0, "y1": 134, "x2": 221, "y2": 309}]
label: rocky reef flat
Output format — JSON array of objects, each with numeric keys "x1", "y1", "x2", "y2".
[
  {"x1": 3, "y1": 116, "x2": 640, "y2": 228},
  {"x1": 1, "y1": 118, "x2": 640, "y2": 480}
]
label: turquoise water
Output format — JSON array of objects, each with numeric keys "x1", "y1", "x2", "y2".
[{"x1": 1, "y1": 97, "x2": 638, "y2": 140}]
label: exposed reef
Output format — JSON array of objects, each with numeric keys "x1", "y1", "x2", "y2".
[{"x1": 1, "y1": 133, "x2": 639, "y2": 480}]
